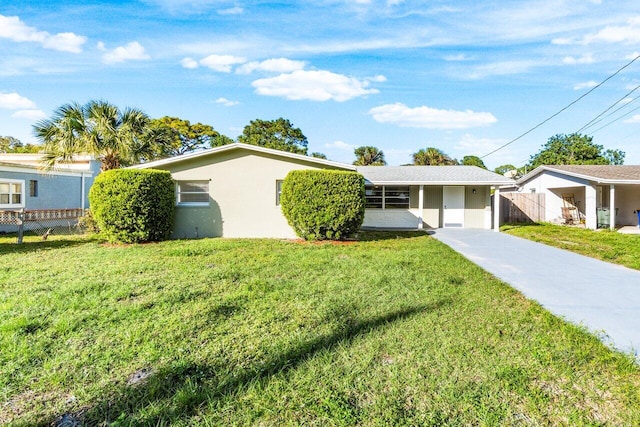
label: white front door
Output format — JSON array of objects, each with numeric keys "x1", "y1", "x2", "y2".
[{"x1": 443, "y1": 186, "x2": 465, "y2": 228}]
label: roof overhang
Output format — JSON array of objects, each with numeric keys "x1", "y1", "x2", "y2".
[
  {"x1": 0, "y1": 161, "x2": 92, "y2": 177},
  {"x1": 130, "y1": 143, "x2": 356, "y2": 171},
  {"x1": 517, "y1": 165, "x2": 640, "y2": 186}
]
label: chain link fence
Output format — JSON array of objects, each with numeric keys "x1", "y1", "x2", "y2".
[{"x1": 0, "y1": 209, "x2": 86, "y2": 243}]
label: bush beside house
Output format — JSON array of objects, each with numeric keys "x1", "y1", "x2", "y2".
[
  {"x1": 281, "y1": 170, "x2": 365, "y2": 240},
  {"x1": 89, "y1": 169, "x2": 175, "y2": 243}
]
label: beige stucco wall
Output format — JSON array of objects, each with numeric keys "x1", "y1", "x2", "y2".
[
  {"x1": 363, "y1": 185, "x2": 492, "y2": 230},
  {"x1": 156, "y1": 149, "x2": 347, "y2": 238}
]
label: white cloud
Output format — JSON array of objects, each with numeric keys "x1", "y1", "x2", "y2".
[
  {"x1": 11, "y1": 109, "x2": 47, "y2": 120},
  {"x1": 236, "y1": 58, "x2": 306, "y2": 74},
  {"x1": 444, "y1": 53, "x2": 470, "y2": 61},
  {"x1": 180, "y1": 57, "x2": 199, "y2": 69},
  {"x1": 218, "y1": 6, "x2": 243, "y2": 15},
  {"x1": 199, "y1": 54, "x2": 246, "y2": 72},
  {"x1": 626, "y1": 51, "x2": 640, "y2": 60},
  {"x1": 465, "y1": 60, "x2": 539, "y2": 79},
  {"x1": 623, "y1": 114, "x2": 640, "y2": 124},
  {"x1": 324, "y1": 140, "x2": 354, "y2": 151},
  {"x1": 102, "y1": 41, "x2": 151, "y2": 64},
  {"x1": 0, "y1": 92, "x2": 37, "y2": 110},
  {"x1": 555, "y1": 16, "x2": 640, "y2": 46},
  {"x1": 562, "y1": 53, "x2": 594, "y2": 65},
  {"x1": 454, "y1": 133, "x2": 507, "y2": 153},
  {"x1": 215, "y1": 97, "x2": 239, "y2": 106},
  {"x1": 368, "y1": 103, "x2": 497, "y2": 129},
  {"x1": 573, "y1": 80, "x2": 598, "y2": 90},
  {"x1": 252, "y1": 70, "x2": 382, "y2": 102},
  {"x1": 0, "y1": 14, "x2": 86, "y2": 53}
]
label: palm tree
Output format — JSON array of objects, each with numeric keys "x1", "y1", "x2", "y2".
[
  {"x1": 34, "y1": 100, "x2": 151, "y2": 171},
  {"x1": 412, "y1": 147, "x2": 457, "y2": 166},
  {"x1": 353, "y1": 146, "x2": 386, "y2": 166}
]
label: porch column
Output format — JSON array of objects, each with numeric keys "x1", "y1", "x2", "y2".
[
  {"x1": 585, "y1": 185, "x2": 597, "y2": 230},
  {"x1": 610, "y1": 184, "x2": 616, "y2": 230},
  {"x1": 493, "y1": 186, "x2": 501, "y2": 232},
  {"x1": 418, "y1": 185, "x2": 424, "y2": 229}
]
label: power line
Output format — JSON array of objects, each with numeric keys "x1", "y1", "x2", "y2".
[
  {"x1": 480, "y1": 53, "x2": 640, "y2": 160},
  {"x1": 576, "y1": 83, "x2": 640, "y2": 133},
  {"x1": 588, "y1": 103, "x2": 640, "y2": 134},
  {"x1": 579, "y1": 93, "x2": 640, "y2": 132}
]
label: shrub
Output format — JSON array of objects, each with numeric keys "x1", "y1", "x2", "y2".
[
  {"x1": 89, "y1": 169, "x2": 175, "y2": 243},
  {"x1": 78, "y1": 209, "x2": 99, "y2": 234},
  {"x1": 281, "y1": 170, "x2": 365, "y2": 240}
]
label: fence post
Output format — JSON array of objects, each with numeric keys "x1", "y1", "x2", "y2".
[{"x1": 17, "y1": 210, "x2": 24, "y2": 244}]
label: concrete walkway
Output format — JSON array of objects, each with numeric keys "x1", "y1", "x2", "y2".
[{"x1": 431, "y1": 228, "x2": 640, "y2": 356}]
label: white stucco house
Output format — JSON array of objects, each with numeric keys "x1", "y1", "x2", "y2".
[
  {"x1": 133, "y1": 143, "x2": 514, "y2": 238},
  {"x1": 514, "y1": 165, "x2": 640, "y2": 230}
]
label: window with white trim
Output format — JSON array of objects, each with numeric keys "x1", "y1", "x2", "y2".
[
  {"x1": 0, "y1": 179, "x2": 25, "y2": 208},
  {"x1": 176, "y1": 181, "x2": 209, "y2": 205},
  {"x1": 365, "y1": 185, "x2": 410, "y2": 209},
  {"x1": 276, "y1": 180, "x2": 283, "y2": 206}
]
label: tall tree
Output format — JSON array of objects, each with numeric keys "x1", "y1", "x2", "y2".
[
  {"x1": 528, "y1": 133, "x2": 625, "y2": 169},
  {"x1": 0, "y1": 136, "x2": 40, "y2": 153},
  {"x1": 311, "y1": 152, "x2": 327, "y2": 159},
  {"x1": 353, "y1": 146, "x2": 386, "y2": 166},
  {"x1": 494, "y1": 164, "x2": 517, "y2": 175},
  {"x1": 461, "y1": 155, "x2": 487, "y2": 169},
  {"x1": 147, "y1": 116, "x2": 225, "y2": 158},
  {"x1": 238, "y1": 118, "x2": 308, "y2": 155},
  {"x1": 412, "y1": 147, "x2": 457, "y2": 165},
  {"x1": 34, "y1": 100, "x2": 152, "y2": 170}
]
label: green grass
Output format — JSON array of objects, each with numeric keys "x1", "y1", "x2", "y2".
[
  {"x1": 502, "y1": 223, "x2": 640, "y2": 270},
  {"x1": 1, "y1": 232, "x2": 639, "y2": 425}
]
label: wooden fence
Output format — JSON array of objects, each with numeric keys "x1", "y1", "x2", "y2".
[{"x1": 500, "y1": 192, "x2": 545, "y2": 224}]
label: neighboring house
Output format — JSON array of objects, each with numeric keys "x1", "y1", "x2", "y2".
[
  {"x1": 357, "y1": 166, "x2": 513, "y2": 230},
  {"x1": 133, "y1": 143, "x2": 514, "y2": 238},
  {"x1": 0, "y1": 154, "x2": 100, "y2": 212},
  {"x1": 514, "y1": 165, "x2": 640, "y2": 229}
]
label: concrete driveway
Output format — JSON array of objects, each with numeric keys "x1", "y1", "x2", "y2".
[{"x1": 431, "y1": 228, "x2": 640, "y2": 356}]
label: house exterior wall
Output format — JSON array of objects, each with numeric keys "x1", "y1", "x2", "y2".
[
  {"x1": 614, "y1": 185, "x2": 640, "y2": 225},
  {"x1": 518, "y1": 171, "x2": 590, "y2": 224},
  {"x1": 363, "y1": 185, "x2": 492, "y2": 229},
  {"x1": 0, "y1": 169, "x2": 91, "y2": 210},
  {"x1": 154, "y1": 150, "x2": 348, "y2": 238}
]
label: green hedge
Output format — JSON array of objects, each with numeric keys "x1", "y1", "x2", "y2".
[
  {"x1": 89, "y1": 169, "x2": 175, "y2": 243},
  {"x1": 281, "y1": 170, "x2": 365, "y2": 240}
]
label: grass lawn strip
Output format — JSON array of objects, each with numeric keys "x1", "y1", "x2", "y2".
[
  {"x1": 1, "y1": 232, "x2": 639, "y2": 425},
  {"x1": 502, "y1": 223, "x2": 640, "y2": 271}
]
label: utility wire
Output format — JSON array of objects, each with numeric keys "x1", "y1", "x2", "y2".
[
  {"x1": 588, "y1": 103, "x2": 640, "y2": 135},
  {"x1": 480, "y1": 53, "x2": 640, "y2": 159},
  {"x1": 579, "y1": 93, "x2": 640, "y2": 132},
  {"x1": 576, "y1": 83, "x2": 640, "y2": 133}
]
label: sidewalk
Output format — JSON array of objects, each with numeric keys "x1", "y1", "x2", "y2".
[{"x1": 431, "y1": 228, "x2": 640, "y2": 356}]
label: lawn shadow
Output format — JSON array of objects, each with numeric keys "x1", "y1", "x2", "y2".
[
  {"x1": 34, "y1": 301, "x2": 450, "y2": 426},
  {"x1": 355, "y1": 229, "x2": 431, "y2": 241},
  {"x1": 0, "y1": 237, "x2": 93, "y2": 255}
]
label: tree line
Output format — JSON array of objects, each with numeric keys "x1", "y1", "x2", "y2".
[{"x1": 0, "y1": 99, "x2": 626, "y2": 174}]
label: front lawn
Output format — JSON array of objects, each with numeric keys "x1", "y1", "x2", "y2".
[
  {"x1": 502, "y1": 223, "x2": 640, "y2": 270},
  {"x1": 1, "y1": 232, "x2": 639, "y2": 425}
]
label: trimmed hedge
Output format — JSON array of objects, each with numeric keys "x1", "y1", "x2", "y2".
[
  {"x1": 281, "y1": 170, "x2": 365, "y2": 240},
  {"x1": 89, "y1": 169, "x2": 175, "y2": 243}
]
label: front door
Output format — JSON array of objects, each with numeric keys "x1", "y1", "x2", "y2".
[{"x1": 443, "y1": 186, "x2": 465, "y2": 228}]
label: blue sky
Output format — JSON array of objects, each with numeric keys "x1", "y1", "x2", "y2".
[{"x1": 1, "y1": 0, "x2": 639, "y2": 169}]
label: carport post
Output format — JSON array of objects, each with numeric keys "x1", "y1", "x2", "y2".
[
  {"x1": 418, "y1": 185, "x2": 424, "y2": 229},
  {"x1": 610, "y1": 184, "x2": 616, "y2": 230},
  {"x1": 493, "y1": 186, "x2": 501, "y2": 232}
]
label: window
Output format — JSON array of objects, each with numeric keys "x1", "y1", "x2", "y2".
[
  {"x1": 176, "y1": 181, "x2": 209, "y2": 205},
  {"x1": 276, "y1": 180, "x2": 283, "y2": 206},
  {"x1": 0, "y1": 179, "x2": 24, "y2": 208},
  {"x1": 365, "y1": 185, "x2": 410, "y2": 209},
  {"x1": 29, "y1": 180, "x2": 38, "y2": 197}
]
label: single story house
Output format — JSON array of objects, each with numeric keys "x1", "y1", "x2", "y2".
[
  {"x1": 357, "y1": 166, "x2": 513, "y2": 230},
  {"x1": 0, "y1": 154, "x2": 99, "y2": 212},
  {"x1": 133, "y1": 143, "x2": 513, "y2": 238},
  {"x1": 0, "y1": 154, "x2": 100, "y2": 233},
  {"x1": 513, "y1": 165, "x2": 640, "y2": 229}
]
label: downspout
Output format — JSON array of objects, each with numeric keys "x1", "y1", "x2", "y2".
[{"x1": 81, "y1": 172, "x2": 86, "y2": 211}]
